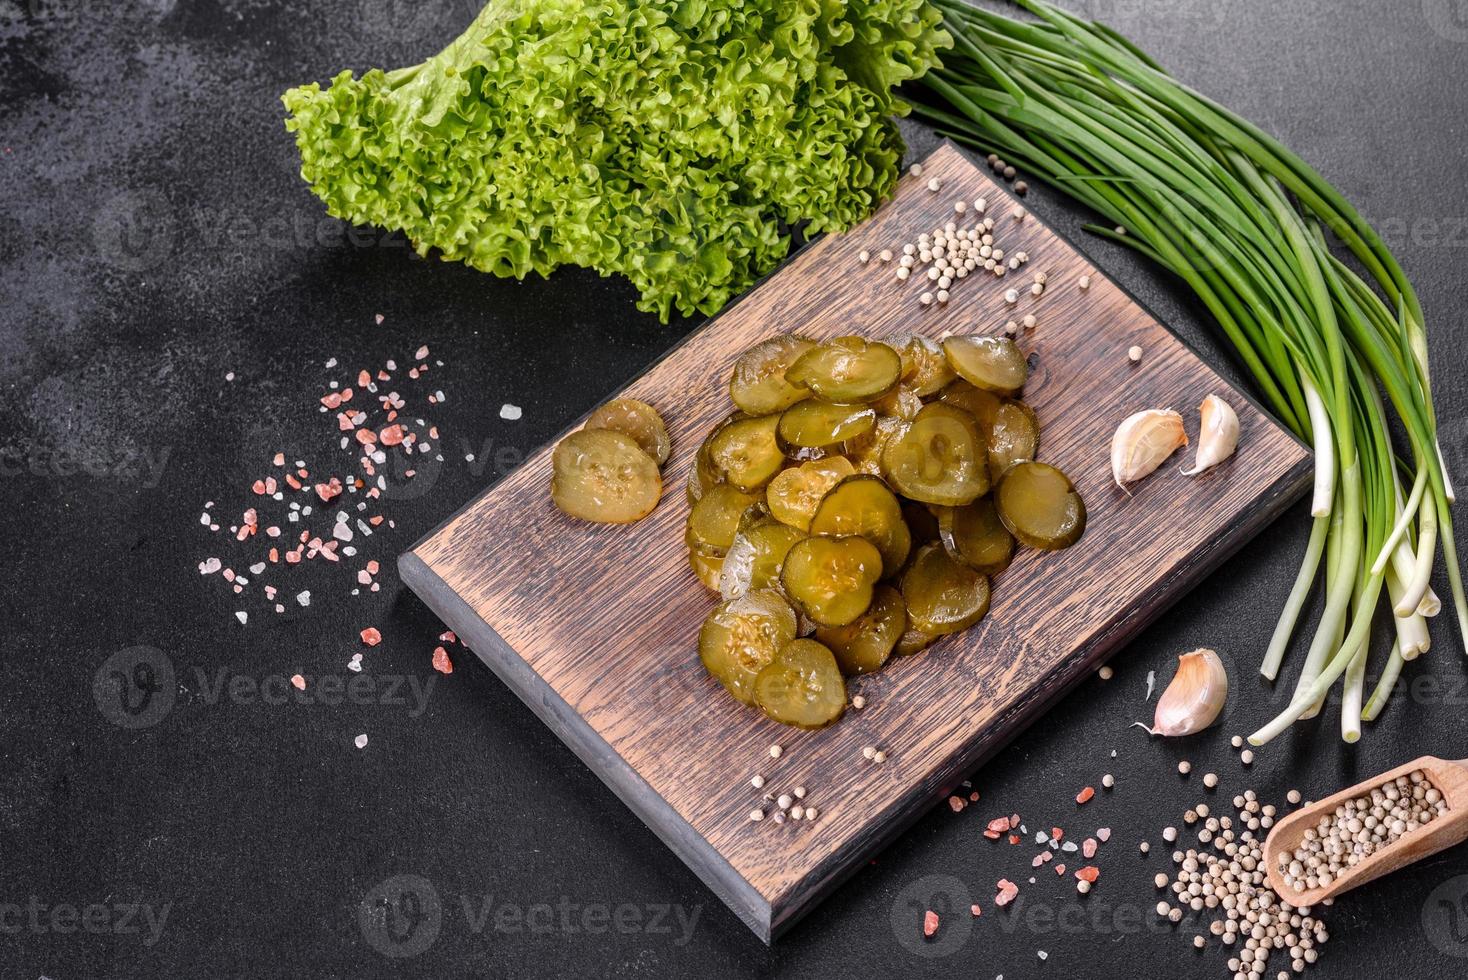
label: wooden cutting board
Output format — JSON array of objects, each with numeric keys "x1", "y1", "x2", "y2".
[{"x1": 399, "y1": 143, "x2": 1312, "y2": 942}]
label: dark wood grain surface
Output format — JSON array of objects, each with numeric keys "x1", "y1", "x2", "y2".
[{"x1": 401, "y1": 143, "x2": 1313, "y2": 941}]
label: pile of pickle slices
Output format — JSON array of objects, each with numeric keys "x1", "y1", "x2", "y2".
[{"x1": 689, "y1": 333, "x2": 1086, "y2": 729}]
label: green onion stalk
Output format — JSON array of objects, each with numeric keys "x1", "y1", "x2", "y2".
[{"x1": 907, "y1": 0, "x2": 1465, "y2": 743}]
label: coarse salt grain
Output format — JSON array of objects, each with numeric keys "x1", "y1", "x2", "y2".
[
  {"x1": 500, "y1": 404, "x2": 523, "y2": 421},
  {"x1": 354, "y1": 733, "x2": 369, "y2": 749}
]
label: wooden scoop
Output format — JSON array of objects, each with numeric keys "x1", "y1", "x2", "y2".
[{"x1": 1263, "y1": 756, "x2": 1468, "y2": 907}]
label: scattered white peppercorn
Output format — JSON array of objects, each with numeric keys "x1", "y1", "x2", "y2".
[
  {"x1": 751, "y1": 775, "x2": 765, "y2": 789},
  {"x1": 749, "y1": 808, "x2": 765, "y2": 822},
  {"x1": 1021, "y1": 313, "x2": 1037, "y2": 330},
  {"x1": 1241, "y1": 750, "x2": 1255, "y2": 766},
  {"x1": 873, "y1": 750, "x2": 887, "y2": 764},
  {"x1": 1098, "y1": 665, "x2": 1114, "y2": 680},
  {"x1": 920, "y1": 292, "x2": 934, "y2": 306},
  {"x1": 852, "y1": 695, "x2": 866, "y2": 709},
  {"x1": 1204, "y1": 773, "x2": 1219, "y2": 789},
  {"x1": 911, "y1": 163, "x2": 924, "y2": 177},
  {"x1": 1127, "y1": 345, "x2": 1143, "y2": 363},
  {"x1": 1102, "y1": 773, "x2": 1115, "y2": 789},
  {"x1": 1078, "y1": 273, "x2": 1091, "y2": 290},
  {"x1": 927, "y1": 177, "x2": 942, "y2": 192},
  {"x1": 1179, "y1": 761, "x2": 1193, "y2": 776},
  {"x1": 858, "y1": 249, "x2": 870, "y2": 264},
  {"x1": 769, "y1": 744, "x2": 783, "y2": 759}
]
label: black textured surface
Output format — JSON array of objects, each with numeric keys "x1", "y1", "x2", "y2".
[{"x1": 2, "y1": 1, "x2": 1467, "y2": 977}]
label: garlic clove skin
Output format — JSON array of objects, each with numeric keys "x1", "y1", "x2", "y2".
[
  {"x1": 1152, "y1": 648, "x2": 1229, "y2": 736},
  {"x1": 1111, "y1": 409, "x2": 1188, "y2": 489},
  {"x1": 1181, "y1": 394, "x2": 1239, "y2": 476}
]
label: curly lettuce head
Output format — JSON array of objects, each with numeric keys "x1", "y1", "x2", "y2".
[{"x1": 283, "y1": 0, "x2": 948, "y2": 321}]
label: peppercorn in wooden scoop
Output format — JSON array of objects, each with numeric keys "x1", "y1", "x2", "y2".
[{"x1": 1263, "y1": 756, "x2": 1468, "y2": 907}]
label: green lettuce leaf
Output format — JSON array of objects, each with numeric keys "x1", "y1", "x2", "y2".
[{"x1": 283, "y1": 0, "x2": 948, "y2": 321}]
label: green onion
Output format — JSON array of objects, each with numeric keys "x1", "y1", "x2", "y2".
[{"x1": 909, "y1": 0, "x2": 1464, "y2": 743}]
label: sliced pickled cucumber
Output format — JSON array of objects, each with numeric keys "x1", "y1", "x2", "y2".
[
  {"x1": 753, "y1": 639, "x2": 847, "y2": 729},
  {"x1": 896, "y1": 334, "x2": 957, "y2": 396},
  {"x1": 689, "y1": 413, "x2": 742, "y2": 504},
  {"x1": 937, "y1": 498, "x2": 1015, "y2": 574},
  {"x1": 777, "y1": 399, "x2": 876, "y2": 450},
  {"x1": 939, "y1": 380, "x2": 1001, "y2": 431},
  {"x1": 729, "y1": 335, "x2": 816, "y2": 416},
  {"x1": 766, "y1": 457, "x2": 856, "y2": 531},
  {"x1": 808, "y1": 474, "x2": 912, "y2": 575},
  {"x1": 901, "y1": 543, "x2": 991, "y2": 635},
  {"x1": 943, "y1": 336, "x2": 1028, "y2": 395},
  {"x1": 699, "y1": 590, "x2": 798, "y2": 705},
  {"x1": 872, "y1": 384, "x2": 923, "y2": 421},
  {"x1": 720, "y1": 514, "x2": 806, "y2": 599},
  {"x1": 995, "y1": 461, "x2": 1086, "y2": 550},
  {"x1": 707, "y1": 414, "x2": 784, "y2": 492},
  {"x1": 780, "y1": 535, "x2": 883, "y2": 627},
  {"x1": 689, "y1": 548, "x2": 724, "y2": 592},
  {"x1": 786, "y1": 336, "x2": 902, "y2": 403},
  {"x1": 551, "y1": 429, "x2": 662, "y2": 524},
  {"x1": 685, "y1": 483, "x2": 760, "y2": 557},
  {"x1": 987, "y1": 399, "x2": 1039, "y2": 482},
  {"x1": 880, "y1": 403, "x2": 989, "y2": 506},
  {"x1": 843, "y1": 415, "x2": 904, "y2": 476},
  {"x1": 893, "y1": 624, "x2": 941, "y2": 658},
  {"x1": 815, "y1": 585, "x2": 906, "y2": 675},
  {"x1": 584, "y1": 398, "x2": 671, "y2": 466}
]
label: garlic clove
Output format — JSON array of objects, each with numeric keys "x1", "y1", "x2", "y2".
[
  {"x1": 1181, "y1": 394, "x2": 1239, "y2": 476},
  {"x1": 1151, "y1": 648, "x2": 1229, "y2": 737},
  {"x1": 1111, "y1": 409, "x2": 1188, "y2": 489}
]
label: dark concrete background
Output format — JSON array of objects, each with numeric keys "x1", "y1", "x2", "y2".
[{"x1": 2, "y1": 1, "x2": 1467, "y2": 977}]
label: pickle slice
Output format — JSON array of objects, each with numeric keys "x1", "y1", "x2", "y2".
[
  {"x1": 729, "y1": 335, "x2": 816, "y2": 416},
  {"x1": 699, "y1": 590, "x2": 798, "y2": 705},
  {"x1": 720, "y1": 514, "x2": 806, "y2": 599},
  {"x1": 767, "y1": 457, "x2": 856, "y2": 531},
  {"x1": 937, "y1": 498, "x2": 1015, "y2": 574},
  {"x1": 808, "y1": 474, "x2": 912, "y2": 574},
  {"x1": 894, "y1": 623, "x2": 941, "y2": 658},
  {"x1": 707, "y1": 414, "x2": 784, "y2": 492},
  {"x1": 550, "y1": 429, "x2": 662, "y2": 524},
  {"x1": 995, "y1": 461, "x2": 1087, "y2": 550},
  {"x1": 880, "y1": 403, "x2": 989, "y2": 506},
  {"x1": 987, "y1": 399, "x2": 1040, "y2": 482},
  {"x1": 584, "y1": 398, "x2": 671, "y2": 466},
  {"x1": 843, "y1": 415, "x2": 904, "y2": 476},
  {"x1": 780, "y1": 535, "x2": 883, "y2": 627},
  {"x1": 871, "y1": 384, "x2": 923, "y2": 421},
  {"x1": 689, "y1": 413, "x2": 741, "y2": 504},
  {"x1": 777, "y1": 399, "x2": 877, "y2": 450},
  {"x1": 685, "y1": 483, "x2": 761, "y2": 557},
  {"x1": 901, "y1": 543, "x2": 991, "y2": 635},
  {"x1": 753, "y1": 639, "x2": 847, "y2": 729},
  {"x1": 786, "y1": 336, "x2": 902, "y2": 403},
  {"x1": 689, "y1": 547, "x2": 724, "y2": 592},
  {"x1": 815, "y1": 585, "x2": 906, "y2": 675},
  {"x1": 938, "y1": 380, "x2": 1001, "y2": 431},
  {"x1": 943, "y1": 336, "x2": 1028, "y2": 395},
  {"x1": 896, "y1": 334, "x2": 957, "y2": 396}
]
